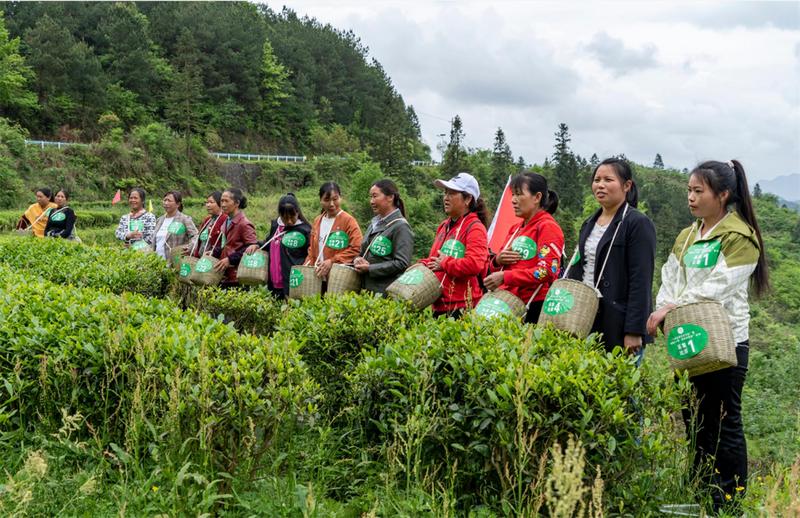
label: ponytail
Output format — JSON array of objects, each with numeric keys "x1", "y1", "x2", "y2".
[
  {"x1": 626, "y1": 180, "x2": 639, "y2": 208},
  {"x1": 690, "y1": 160, "x2": 770, "y2": 298},
  {"x1": 372, "y1": 179, "x2": 406, "y2": 218},
  {"x1": 468, "y1": 196, "x2": 491, "y2": 228},
  {"x1": 545, "y1": 188, "x2": 559, "y2": 215}
]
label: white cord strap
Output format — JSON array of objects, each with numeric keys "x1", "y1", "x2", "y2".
[{"x1": 593, "y1": 204, "x2": 630, "y2": 293}]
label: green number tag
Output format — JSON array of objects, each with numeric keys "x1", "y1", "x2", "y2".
[
  {"x1": 667, "y1": 325, "x2": 709, "y2": 359},
  {"x1": 570, "y1": 251, "x2": 581, "y2": 266},
  {"x1": 325, "y1": 230, "x2": 349, "y2": 250},
  {"x1": 195, "y1": 258, "x2": 214, "y2": 273},
  {"x1": 180, "y1": 262, "x2": 192, "y2": 277},
  {"x1": 131, "y1": 241, "x2": 149, "y2": 251},
  {"x1": 441, "y1": 239, "x2": 466, "y2": 259},
  {"x1": 397, "y1": 268, "x2": 424, "y2": 285},
  {"x1": 129, "y1": 220, "x2": 145, "y2": 232},
  {"x1": 242, "y1": 253, "x2": 266, "y2": 268},
  {"x1": 282, "y1": 231, "x2": 307, "y2": 249},
  {"x1": 511, "y1": 236, "x2": 537, "y2": 260},
  {"x1": 683, "y1": 241, "x2": 721, "y2": 269},
  {"x1": 370, "y1": 235, "x2": 393, "y2": 257},
  {"x1": 167, "y1": 221, "x2": 186, "y2": 234},
  {"x1": 50, "y1": 212, "x2": 66, "y2": 222},
  {"x1": 543, "y1": 288, "x2": 575, "y2": 315},
  {"x1": 289, "y1": 268, "x2": 304, "y2": 288},
  {"x1": 474, "y1": 297, "x2": 512, "y2": 319},
  {"x1": 221, "y1": 234, "x2": 226, "y2": 248},
  {"x1": 45, "y1": 208, "x2": 53, "y2": 216},
  {"x1": 199, "y1": 228, "x2": 209, "y2": 242}
]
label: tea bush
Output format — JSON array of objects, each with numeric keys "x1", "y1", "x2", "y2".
[
  {"x1": 198, "y1": 285, "x2": 284, "y2": 336},
  {"x1": 0, "y1": 209, "x2": 120, "y2": 232},
  {"x1": 0, "y1": 272, "x2": 318, "y2": 486},
  {"x1": 353, "y1": 315, "x2": 688, "y2": 510},
  {"x1": 0, "y1": 236, "x2": 173, "y2": 297}
]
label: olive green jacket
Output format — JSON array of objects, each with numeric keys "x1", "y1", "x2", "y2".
[{"x1": 357, "y1": 209, "x2": 415, "y2": 294}]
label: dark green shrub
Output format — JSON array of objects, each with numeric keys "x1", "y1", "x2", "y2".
[
  {"x1": 0, "y1": 237, "x2": 173, "y2": 297},
  {"x1": 198, "y1": 285, "x2": 284, "y2": 335}
]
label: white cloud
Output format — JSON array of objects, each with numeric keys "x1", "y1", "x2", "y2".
[{"x1": 276, "y1": 1, "x2": 800, "y2": 184}]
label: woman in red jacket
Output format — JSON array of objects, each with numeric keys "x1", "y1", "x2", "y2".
[
  {"x1": 205, "y1": 188, "x2": 258, "y2": 289},
  {"x1": 192, "y1": 191, "x2": 226, "y2": 258},
  {"x1": 418, "y1": 173, "x2": 490, "y2": 318},
  {"x1": 483, "y1": 172, "x2": 564, "y2": 323}
]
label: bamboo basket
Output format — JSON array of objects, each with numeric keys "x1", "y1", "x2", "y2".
[
  {"x1": 169, "y1": 245, "x2": 190, "y2": 271},
  {"x1": 664, "y1": 301, "x2": 737, "y2": 377},
  {"x1": 178, "y1": 257, "x2": 198, "y2": 286},
  {"x1": 288, "y1": 265, "x2": 322, "y2": 300},
  {"x1": 14, "y1": 229, "x2": 34, "y2": 237},
  {"x1": 130, "y1": 240, "x2": 152, "y2": 253},
  {"x1": 237, "y1": 250, "x2": 270, "y2": 286},
  {"x1": 386, "y1": 264, "x2": 442, "y2": 310},
  {"x1": 327, "y1": 264, "x2": 361, "y2": 295},
  {"x1": 191, "y1": 256, "x2": 224, "y2": 286},
  {"x1": 474, "y1": 289, "x2": 527, "y2": 319},
  {"x1": 537, "y1": 279, "x2": 599, "y2": 339}
]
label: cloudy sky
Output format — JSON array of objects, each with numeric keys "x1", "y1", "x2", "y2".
[{"x1": 279, "y1": 1, "x2": 799, "y2": 184}]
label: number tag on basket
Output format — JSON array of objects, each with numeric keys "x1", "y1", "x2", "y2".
[
  {"x1": 51, "y1": 212, "x2": 66, "y2": 222},
  {"x1": 199, "y1": 228, "x2": 209, "y2": 242},
  {"x1": 570, "y1": 252, "x2": 580, "y2": 266},
  {"x1": 180, "y1": 262, "x2": 192, "y2": 277},
  {"x1": 195, "y1": 258, "x2": 214, "y2": 273},
  {"x1": 370, "y1": 235, "x2": 393, "y2": 257},
  {"x1": 282, "y1": 231, "x2": 306, "y2": 248},
  {"x1": 397, "y1": 269, "x2": 423, "y2": 285},
  {"x1": 289, "y1": 268, "x2": 304, "y2": 287},
  {"x1": 167, "y1": 221, "x2": 186, "y2": 234},
  {"x1": 474, "y1": 298, "x2": 512, "y2": 318},
  {"x1": 242, "y1": 253, "x2": 266, "y2": 268},
  {"x1": 667, "y1": 325, "x2": 709, "y2": 359},
  {"x1": 543, "y1": 288, "x2": 575, "y2": 315},
  {"x1": 511, "y1": 236, "x2": 536, "y2": 260},
  {"x1": 326, "y1": 230, "x2": 349, "y2": 249},
  {"x1": 683, "y1": 241, "x2": 721, "y2": 269},
  {"x1": 441, "y1": 239, "x2": 466, "y2": 258},
  {"x1": 131, "y1": 241, "x2": 149, "y2": 251},
  {"x1": 129, "y1": 220, "x2": 145, "y2": 232},
  {"x1": 221, "y1": 234, "x2": 226, "y2": 248}
]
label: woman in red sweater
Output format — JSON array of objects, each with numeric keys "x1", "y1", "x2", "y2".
[
  {"x1": 418, "y1": 173, "x2": 490, "y2": 318},
  {"x1": 483, "y1": 172, "x2": 564, "y2": 323}
]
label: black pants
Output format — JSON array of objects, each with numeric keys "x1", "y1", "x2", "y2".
[
  {"x1": 681, "y1": 344, "x2": 748, "y2": 515},
  {"x1": 433, "y1": 308, "x2": 464, "y2": 319},
  {"x1": 525, "y1": 300, "x2": 543, "y2": 324}
]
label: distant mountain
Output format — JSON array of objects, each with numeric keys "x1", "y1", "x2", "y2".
[
  {"x1": 757, "y1": 174, "x2": 800, "y2": 201},
  {"x1": 776, "y1": 196, "x2": 800, "y2": 213}
]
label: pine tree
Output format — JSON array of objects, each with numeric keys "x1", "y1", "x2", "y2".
[
  {"x1": 753, "y1": 183, "x2": 763, "y2": 199},
  {"x1": 441, "y1": 114, "x2": 466, "y2": 177},
  {"x1": 166, "y1": 27, "x2": 204, "y2": 161},
  {"x1": 654, "y1": 153, "x2": 664, "y2": 169},
  {"x1": 590, "y1": 153, "x2": 599, "y2": 169},
  {"x1": 516, "y1": 156, "x2": 526, "y2": 171},
  {"x1": 260, "y1": 38, "x2": 290, "y2": 133},
  {"x1": 550, "y1": 123, "x2": 584, "y2": 214},
  {"x1": 491, "y1": 127, "x2": 513, "y2": 190}
]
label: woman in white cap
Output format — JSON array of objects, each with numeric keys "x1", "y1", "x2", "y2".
[{"x1": 418, "y1": 173, "x2": 490, "y2": 318}]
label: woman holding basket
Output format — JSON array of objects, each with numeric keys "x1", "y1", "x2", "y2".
[
  {"x1": 19, "y1": 188, "x2": 57, "y2": 237},
  {"x1": 354, "y1": 179, "x2": 415, "y2": 295},
  {"x1": 565, "y1": 157, "x2": 656, "y2": 355},
  {"x1": 647, "y1": 160, "x2": 768, "y2": 515},
  {"x1": 483, "y1": 172, "x2": 564, "y2": 323},
  {"x1": 419, "y1": 173, "x2": 490, "y2": 319},
  {"x1": 245, "y1": 194, "x2": 312, "y2": 299},
  {"x1": 152, "y1": 190, "x2": 198, "y2": 262},
  {"x1": 306, "y1": 181, "x2": 363, "y2": 280},
  {"x1": 205, "y1": 188, "x2": 257, "y2": 289},
  {"x1": 192, "y1": 191, "x2": 226, "y2": 258}
]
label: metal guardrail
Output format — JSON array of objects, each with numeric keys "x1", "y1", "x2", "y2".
[{"x1": 25, "y1": 140, "x2": 438, "y2": 166}]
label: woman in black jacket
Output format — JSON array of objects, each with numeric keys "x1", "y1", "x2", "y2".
[
  {"x1": 246, "y1": 194, "x2": 311, "y2": 299},
  {"x1": 44, "y1": 189, "x2": 77, "y2": 240},
  {"x1": 565, "y1": 158, "x2": 656, "y2": 356}
]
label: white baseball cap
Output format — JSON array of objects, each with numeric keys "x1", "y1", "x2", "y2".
[{"x1": 434, "y1": 173, "x2": 480, "y2": 200}]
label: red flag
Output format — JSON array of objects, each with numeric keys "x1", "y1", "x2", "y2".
[
  {"x1": 487, "y1": 176, "x2": 521, "y2": 255},
  {"x1": 111, "y1": 189, "x2": 121, "y2": 206}
]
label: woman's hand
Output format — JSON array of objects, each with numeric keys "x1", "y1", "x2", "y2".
[
  {"x1": 203, "y1": 250, "x2": 214, "y2": 257},
  {"x1": 127, "y1": 231, "x2": 143, "y2": 240},
  {"x1": 180, "y1": 248, "x2": 190, "y2": 257},
  {"x1": 646, "y1": 303, "x2": 676, "y2": 337},
  {"x1": 623, "y1": 333, "x2": 643, "y2": 356},
  {"x1": 495, "y1": 248, "x2": 522, "y2": 266},
  {"x1": 353, "y1": 257, "x2": 370, "y2": 274},
  {"x1": 316, "y1": 259, "x2": 333, "y2": 277},
  {"x1": 483, "y1": 272, "x2": 505, "y2": 291},
  {"x1": 213, "y1": 257, "x2": 230, "y2": 272},
  {"x1": 245, "y1": 244, "x2": 259, "y2": 255},
  {"x1": 429, "y1": 250, "x2": 446, "y2": 271}
]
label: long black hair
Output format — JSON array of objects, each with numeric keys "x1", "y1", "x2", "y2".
[
  {"x1": 690, "y1": 160, "x2": 770, "y2": 298},
  {"x1": 372, "y1": 179, "x2": 407, "y2": 217},
  {"x1": 511, "y1": 171, "x2": 559, "y2": 215},
  {"x1": 278, "y1": 193, "x2": 310, "y2": 226},
  {"x1": 460, "y1": 194, "x2": 490, "y2": 228},
  {"x1": 224, "y1": 188, "x2": 248, "y2": 209},
  {"x1": 36, "y1": 187, "x2": 55, "y2": 202},
  {"x1": 592, "y1": 157, "x2": 639, "y2": 208}
]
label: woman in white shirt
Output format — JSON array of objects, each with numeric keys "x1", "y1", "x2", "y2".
[{"x1": 151, "y1": 190, "x2": 198, "y2": 262}]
